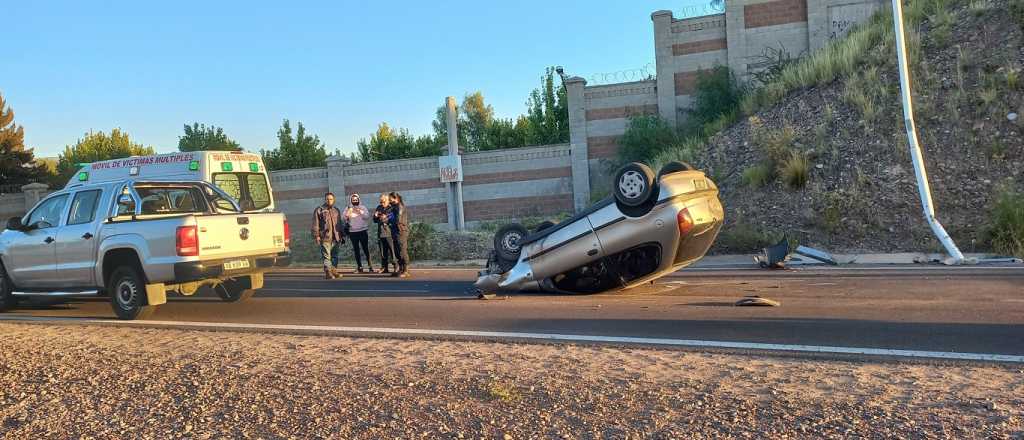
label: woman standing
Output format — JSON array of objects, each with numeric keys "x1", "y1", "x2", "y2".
[
  {"x1": 373, "y1": 194, "x2": 394, "y2": 274},
  {"x1": 343, "y1": 193, "x2": 373, "y2": 273},
  {"x1": 387, "y1": 192, "x2": 411, "y2": 278}
]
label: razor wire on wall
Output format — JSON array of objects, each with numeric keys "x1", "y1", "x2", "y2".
[
  {"x1": 586, "y1": 63, "x2": 656, "y2": 86},
  {"x1": 677, "y1": 1, "x2": 726, "y2": 19}
]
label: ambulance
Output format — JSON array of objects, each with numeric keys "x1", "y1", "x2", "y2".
[{"x1": 67, "y1": 151, "x2": 276, "y2": 212}]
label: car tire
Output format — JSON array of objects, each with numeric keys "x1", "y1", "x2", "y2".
[
  {"x1": 108, "y1": 266, "x2": 156, "y2": 320},
  {"x1": 494, "y1": 223, "x2": 528, "y2": 262},
  {"x1": 0, "y1": 262, "x2": 19, "y2": 312},
  {"x1": 214, "y1": 278, "x2": 256, "y2": 302},
  {"x1": 613, "y1": 162, "x2": 657, "y2": 207},
  {"x1": 658, "y1": 161, "x2": 695, "y2": 179}
]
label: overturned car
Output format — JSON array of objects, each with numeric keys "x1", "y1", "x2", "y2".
[{"x1": 475, "y1": 162, "x2": 724, "y2": 294}]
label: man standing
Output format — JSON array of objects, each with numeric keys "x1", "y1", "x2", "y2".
[
  {"x1": 387, "y1": 192, "x2": 411, "y2": 278},
  {"x1": 344, "y1": 193, "x2": 373, "y2": 273},
  {"x1": 312, "y1": 192, "x2": 344, "y2": 279},
  {"x1": 373, "y1": 194, "x2": 394, "y2": 274}
]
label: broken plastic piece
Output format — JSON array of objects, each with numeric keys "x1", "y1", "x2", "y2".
[
  {"x1": 793, "y1": 245, "x2": 838, "y2": 266},
  {"x1": 756, "y1": 237, "x2": 790, "y2": 269},
  {"x1": 735, "y1": 295, "x2": 781, "y2": 307}
]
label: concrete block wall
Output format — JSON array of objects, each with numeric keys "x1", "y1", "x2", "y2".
[
  {"x1": 567, "y1": 0, "x2": 886, "y2": 161},
  {"x1": 0, "y1": 193, "x2": 27, "y2": 220},
  {"x1": 268, "y1": 143, "x2": 578, "y2": 231}
]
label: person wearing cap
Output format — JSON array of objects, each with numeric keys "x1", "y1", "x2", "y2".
[{"x1": 343, "y1": 193, "x2": 373, "y2": 273}]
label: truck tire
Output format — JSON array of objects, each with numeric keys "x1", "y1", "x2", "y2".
[
  {"x1": 214, "y1": 278, "x2": 256, "y2": 303},
  {"x1": 613, "y1": 162, "x2": 656, "y2": 207},
  {"x1": 108, "y1": 266, "x2": 156, "y2": 320},
  {"x1": 0, "y1": 262, "x2": 19, "y2": 312}
]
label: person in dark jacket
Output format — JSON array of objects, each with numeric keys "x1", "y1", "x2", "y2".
[
  {"x1": 387, "y1": 192, "x2": 411, "y2": 278},
  {"x1": 373, "y1": 194, "x2": 394, "y2": 274},
  {"x1": 311, "y1": 192, "x2": 345, "y2": 279}
]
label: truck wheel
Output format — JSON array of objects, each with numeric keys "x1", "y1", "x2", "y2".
[
  {"x1": 214, "y1": 278, "x2": 256, "y2": 303},
  {"x1": 494, "y1": 223, "x2": 528, "y2": 262},
  {"x1": 0, "y1": 262, "x2": 19, "y2": 312},
  {"x1": 613, "y1": 162, "x2": 656, "y2": 207},
  {"x1": 108, "y1": 266, "x2": 155, "y2": 320}
]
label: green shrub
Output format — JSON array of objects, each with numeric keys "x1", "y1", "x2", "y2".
[
  {"x1": 989, "y1": 187, "x2": 1024, "y2": 258},
  {"x1": 716, "y1": 222, "x2": 779, "y2": 253},
  {"x1": 407, "y1": 222, "x2": 436, "y2": 261},
  {"x1": 618, "y1": 115, "x2": 680, "y2": 165},
  {"x1": 685, "y1": 66, "x2": 745, "y2": 128},
  {"x1": 778, "y1": 152, "x2": 810, "y2": 189},
  {"x1": 742, "y1": 164, "x2": 773, "y2": 188}
]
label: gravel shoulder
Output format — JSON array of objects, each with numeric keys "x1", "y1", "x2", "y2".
[{"x1": 0, "y1": 322, "x2": 1021, "y2": 439}]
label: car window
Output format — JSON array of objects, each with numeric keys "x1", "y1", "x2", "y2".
[
  {"x1": 25, "y1": 194, "x2": 69, "y2": 229},
  {"x1": 213, "y1": 173, "x2": 242, "y2": 201},
  {"x1": 136, "y1": 187, "x2": 203, "y2": 215},
  {"x1": 68, "y1": 189, "x2": 102, "y2": 225},
  {"x1": 247, "y1": 174, "x2": 271, "y2": 210}
]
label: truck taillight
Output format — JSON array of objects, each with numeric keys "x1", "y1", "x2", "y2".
[
  {"x1": 176, "y1": 226, "x2": 199, "y2": 256},
  {"x1": 677, "y1": 208, "x2": 695, "y2": 237},
  {"x1": 283, "y1": 220, "x2": 291, "y2": 247}
]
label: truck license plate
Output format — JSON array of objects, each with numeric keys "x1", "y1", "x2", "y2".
[{"x1": 223, "y1": 259, "x2": 250, "y2": 271}]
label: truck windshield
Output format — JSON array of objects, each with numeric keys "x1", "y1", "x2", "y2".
[{"x1": 212, "y1": 173, "x2": 271, "y2": 211}]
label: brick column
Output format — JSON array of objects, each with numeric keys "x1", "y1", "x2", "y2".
[
  {"x1": 21, "y1": 183, "x2": 49, "y2": 211},
  {"x1": 651, "y1": 10, "x2": 677, "y2": 126},
  {"x1": 326, "y1": 155, "x2": 349, "y2": 198},
  {"x1": 565, "y1": 76, "x2": 590, "y2": 213}
]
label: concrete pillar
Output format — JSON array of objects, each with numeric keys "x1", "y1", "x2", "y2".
[
  {"x1": 725, "y1": 0, "x2": 749, "y2": 81},
  {"x1": 651, "y1": 10, "x2": 677, "y2": 126},
  {"x1": 565, "y1": 76, "x2": 591, "y2": 213},
  {"x1": 326, "y1": 155, "x2": 349, "y2": 198},
  {"x1": 21, "y1": 183, "x2": 49, "y2": 211},
  {"x1": 445, "y1": 96, "x2": 465, "y2": 231}
]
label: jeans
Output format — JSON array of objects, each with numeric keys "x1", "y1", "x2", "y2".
[
  {"x1": 320, "y1": 240, "x2": 341, "y2": 269},
  {"x1": 350, "y1": 230, "x2": 370, "y2": 269},
  {"x1": 378, "y1": 236, "x2": 393, "y2": 269},
  {"x1": 391, "y1": 232, "x2": 410, "y2": 269}
]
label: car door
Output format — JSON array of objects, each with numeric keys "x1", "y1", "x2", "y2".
[
  {"x1": 3, "y1": 194, "x2": 69, "y2": 288},
  {"x1": 54, "y1": 189, "x2": 104, "y2": 288}
]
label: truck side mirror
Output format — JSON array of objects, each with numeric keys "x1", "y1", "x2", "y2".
[{"x1": 5, "y1": 217, "x2": 23, "y2": 231}]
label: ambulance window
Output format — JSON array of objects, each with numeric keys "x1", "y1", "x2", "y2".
[
  {"x1": 247, "y1": 174, "x2": 271, "y2": 210},
  {"x1": 212, "y1": 173, "x2": 270, "y2": 211},
  {"x1": 213, "y1": 174, "x2": 242, "y2": 200}
]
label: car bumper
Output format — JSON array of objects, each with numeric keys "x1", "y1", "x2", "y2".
[{"x1": 173, "y1": 251, "x2": 292, "y2": 282}]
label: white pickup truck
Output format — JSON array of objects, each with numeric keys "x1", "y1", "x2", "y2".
[{"x1": 0, "y1": 179, "x2": 291, "y2": 319}]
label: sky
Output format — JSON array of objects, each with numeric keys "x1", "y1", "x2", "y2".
[{"x1": 4, "y1": 1, "x2": 719, "y2": 159}]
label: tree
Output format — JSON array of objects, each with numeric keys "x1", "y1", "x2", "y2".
[
  {"x1": 56, "y1": 129, "x2": 155, "y2": 179},
  {"x1": 0, "y1": 93, "x2": 48, "y2": 187},
  {"x1": 460, "y1": 92, "x2": 495, "y2": 150},
  {"x1": 177, "y1": 123, "x2": 240, "y2": 152},
  {"x1": 525, "y1": 67, "x2": 569, "y2": 146},
  {"x1": 261, "y1": 120, "x2": 328, "y2": 171},
  {"x1": 356, "y1": 123, "x2": 443, "y2": 162}
]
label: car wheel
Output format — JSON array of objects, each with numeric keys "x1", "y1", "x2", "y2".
[
  {"x1": 108, "y1": 266, "x2": 156, "y2": 320},
  {"x1": 0, "y1": 262, "x2": 19, "y2": 312},
  {"x1": 494, "y1": 223, "x2": 528, "y2": 262},
  {"x1": 214, "y1": 278, "x2": 256, "y2": 302},
  {"x1": 613, "y1": 162, "x2": 656, "y2": 207},
  {"x1": 658, "y1": 161, "x2": 695, "y2": 179}
]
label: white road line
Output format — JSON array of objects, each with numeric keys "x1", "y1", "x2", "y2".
[{"x1": 1, "y1": 316, "x2": 1021, "y2": 363}]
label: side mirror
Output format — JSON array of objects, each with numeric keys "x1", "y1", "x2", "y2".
[{"x1": 5, "y1": 217, "x2": 23, "y2": 231}]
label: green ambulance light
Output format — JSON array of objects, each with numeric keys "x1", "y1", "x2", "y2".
[
  {"x1": 221, "y1": 162, "x2": 233, "y2": 172},
  {"x1": 188, "y1": 160, "x2": 200, "y2": 171},
  {"x1": 249, "y1": 162, "x2": 259, "y2": 172},
  {"x1": 77, "y1": 172, "x2": 89, "y2": 182}
]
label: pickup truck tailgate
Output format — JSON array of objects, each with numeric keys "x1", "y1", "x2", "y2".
[{"x1": 194, "y1": 213, "x2": 286, "y2": 260}]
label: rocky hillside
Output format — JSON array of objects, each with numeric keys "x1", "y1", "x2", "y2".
[{"x1": 698, "y1": 0, "x2": 1022, "y2": 254}]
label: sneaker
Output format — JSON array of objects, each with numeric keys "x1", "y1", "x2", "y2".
[
  {"x1": 379, "y1": 267, "x2": 389, "y2": 274},
  {"x1": 398, "y1": 271, "x2": 410, "y2": 278},
  {"x1": 357, "y1": 267, "x2": 364, "y2": 274}
]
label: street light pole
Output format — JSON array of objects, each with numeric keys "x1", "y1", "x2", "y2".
[{"x1": 890, "y1": 0, "x2": 965, "y2": 264}]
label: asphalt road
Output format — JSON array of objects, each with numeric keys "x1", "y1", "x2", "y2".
[{"x1": 4, "y1": 264, "x2": 1023, "y2": 357}]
